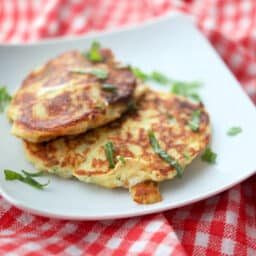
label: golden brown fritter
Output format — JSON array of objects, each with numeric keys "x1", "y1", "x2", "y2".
[
  {"x1": 129, "y1": 181, "x2": 162, "y2": 204},
  {"x1": 8, "y1": 48, "x2": 145, "y2": 142},
  {"x1": 23, "y1": 90, "x2": 211, "y2": 204}
]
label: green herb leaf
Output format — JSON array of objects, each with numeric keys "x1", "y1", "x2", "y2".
[
  {"x1": 171, "y1": 81, "x2": 202, "y2": 102},
  {"x1": 148, "y1": 131, "x2": 184, "y2": 178},
  {"x1": 0, "y1": 86, "x2": 12, "y2": 112},
  {"x1": 4, "y1": 169, "x2": 50, "y2": 189},
  {"x1": 188, "y1": 110, "x2": 201, "y2": 132},
  {"x1": 22, "y1": 175, "x2": 50, "y2": 189},
  {"x1": 130, "y1": 66, "x2": 202, "y2": 99},
  {"x1": 227, "y1": 127, "x2": 242, "y2": 136},
  {"x1": 69, "y1": 67, "x2": 108, "y2": 80},
  {"x1": 101, "y1": 84, "x2": 117, "y2": 92},
  {"x1": 21, "y1": 170, "x2": 44, "y2": 177},
  {"x1": 183, "y1": 151, "x2": 191, "y2": 161},
  {"x1": 105, "y1": 142, "x2": 115, "y2": 168},
  {"x1": 132, "y1": 68, "x2": 170, "y2": 85},
  {"x1": 118, "y1": 156, "x2": 126, "y2": 164},
  {"x1": 201, "y1": 148, "x2": 217, "y2": 164},
  {"x1": 85, "y1": 41, "x2": 103, "y2": 62},
  {"x1": 150, "y1": 71, "x2": 170, "y2": 85},
  {"x1": 131, "y1": 67, "x2": 149, "y2": 81},
  {"x1": 4, "y1": 169, "x2": 23, "y2": 180}
]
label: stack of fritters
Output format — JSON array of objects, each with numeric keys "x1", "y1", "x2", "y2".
[{"x1": 8, "y1": 44, "x2": 211, "y2": 204}]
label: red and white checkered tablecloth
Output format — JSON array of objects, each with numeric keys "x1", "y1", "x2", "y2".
[{"x1": 0, "y1": 0, "x2": 256, "y2": 255}]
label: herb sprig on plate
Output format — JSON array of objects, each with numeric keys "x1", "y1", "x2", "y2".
[
  {"x1": 0, "y1": 86, "x2": 12, "y2": 112},
  {"x1": 227, "y1": 126, "x2": 242, "y2": 136},
  {"x1": 201, "y1": 148, "x2": 217, "y2": 164},
  {"x1": 131, "y1": 67, "x2": 202, "y2": 102},
  {"x1": 4, "y1": 169, "x2": 50, "y2": 190},
  {"x1": 170, "y1": 80, "x2": 202, "y2": 102}
]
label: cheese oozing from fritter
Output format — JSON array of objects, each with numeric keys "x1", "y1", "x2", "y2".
[
  {"x1": 23, "y1": 90, "x2": 211, "y2": 204},
  {"x1": 8, "y1": 48, "x2": 145, "y2": 142}
]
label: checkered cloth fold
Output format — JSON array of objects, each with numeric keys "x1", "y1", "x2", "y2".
[{"x1": 0, "y1": 1, "x2": 255, "y2": 255}]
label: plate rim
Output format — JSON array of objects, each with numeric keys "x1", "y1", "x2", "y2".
[{"x1": 0, "y1": 170, "x2": 255, "y2": 220}]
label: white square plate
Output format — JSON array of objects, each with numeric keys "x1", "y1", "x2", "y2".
[{"x1": 1, "y1": 13, "x2": 256, "y2": 220}]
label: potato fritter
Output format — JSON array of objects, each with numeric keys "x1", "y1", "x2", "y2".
[
  {"x1": 23, "y1": 90, "x2": 211, "y2": 204},
  {"x1": 8, "y1": 48, "x2": 145, "y2": 142}
]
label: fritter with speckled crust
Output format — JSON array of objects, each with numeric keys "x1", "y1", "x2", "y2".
[
  {"x1": 8, "y1": 48, "x2": 146, "y2": 142},
  {"x1": 23, "y1": 90, "x2": 211, "y2": 204}
]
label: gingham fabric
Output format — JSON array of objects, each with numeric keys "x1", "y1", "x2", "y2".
[{"x1": 0, "y1": 1, "x2": 255, "y2": 255}]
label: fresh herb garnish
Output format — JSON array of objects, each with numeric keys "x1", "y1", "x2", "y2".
[
  {"x1": 101, "y1": 84, "x2": 117, "y2": 92},
  {"x1": 119, "y1": 156, "x2": 126, "y2": 164},
  {"x1": 131, "y1": 67, "x2": 202, "y2": 100},
  {"x1": 148, "y1": 131, "x2": 184, "y2": 178},
  {"x1": 105, "y1": 142, "x2": 115, "y2": 168},
  {"x1": 227, "y1": 127, "x2": 242, "y2": 136},
  {"x1": 188, "y1": 110, "x2": 201, "y2": 132},
  {"x1": 131, "y1": 67, "x2": 149, "y2": 81},
  {"x1": 132, "y1": 68, "x2": 170, "y2": 85},
  {"x1": 0, "y1": 86, "x2": 12, "y2": 112},
  {"x1": 4, "y1": 169, "x2": 50, "y2": 189},
  {"x1": 21, "y1": 170, "x2": 44, "y2": 177},
  {"x1": 183, "y1": 151, "x2": 191, "y2": 161},
  {"x1": 69, "y1": 67, "x2": 108, "y2": 80},
  {"x1": 85, "y1": 41, "x2": 103, "y2": 62},
  {"x1": 171, "y1": 81, "x2": 202, "y2": 102},
  {"x1": 201, "y1": 148, "x2": 217, "y2": 164},
  {"x1": 150, "y1": 71, "x2": 170, "y2": 85}
]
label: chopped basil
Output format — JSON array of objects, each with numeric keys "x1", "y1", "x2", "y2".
[
  {"x1": 119, "y1": 156, "x2": 126, "y2": 164},
  {"x1": 227, "y1": 127, "x2": 242, "y2": 136},
  {"x1": 189, "y1": 93, "x2": 201, "y2": 102},
  {"x1": 132, "y1": 68, "x2": 170, "y2": 85},
  {"x1": 101, "y1": 84, "x2": 117, "y2": 92},
  {"x1": 188, "y1": 110, "x2": 201, "y2": 132},
  {"x1": 4, "y1": 169, "x2": 50, "y2": 190},
  {"x1": 201, "y1": 148, "x2": 217, "y2": 164},
  {"x1": 69, "y1": 67, "x2": 108, "y2": 80},
  {"x1": 85, "y1": 41, "x2": 103, "y2": 62},
  {"x1": 170, "y1": 81, "x2": 202, "y2": 102},
  {"x1": 183, "y1": 151, "x2": 191, "y2": 161},
  {"x1": 131, "y1": 67, "x2": 149, "y2": 81},
  {"x1": 105, "y1": 142, "x2": 115, "y2": 168},
  {"x1": 22, "y1": 170, "x2": 44, "y2": 177},
  {"x1": 0, "y1": 86, "x2": 12, "y2": 112},
  {"x1": 150, "y1": 71, "x2": 170, "y2": 85},
  {"x1": 148, "y1": 131, "x2": 184, "y2": 178},
  {"x1": 131, "y1": 66, "x2": 202, "y2": 98}
]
